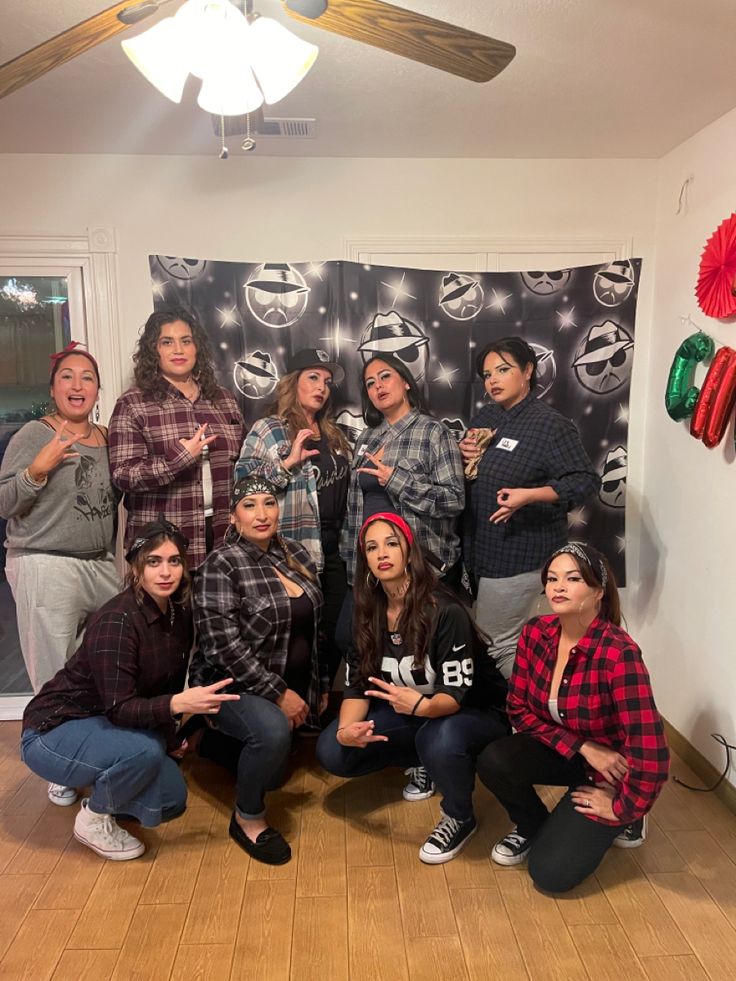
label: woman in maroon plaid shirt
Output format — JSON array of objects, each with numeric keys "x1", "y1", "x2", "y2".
[{"x1": 476, "y1": 541, "x2": 669, "y2": 892}]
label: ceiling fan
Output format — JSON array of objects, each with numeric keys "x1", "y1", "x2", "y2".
[{"x1": 0, "y1": 0, "x2": 516, "y2": 101}]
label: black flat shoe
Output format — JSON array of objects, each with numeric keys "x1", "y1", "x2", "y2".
[{"x1": 228, "y1": 813, "x2": 291, "y2": 865}]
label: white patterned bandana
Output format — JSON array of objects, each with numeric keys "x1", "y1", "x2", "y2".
[{"x1": 548, "y1": 541, "x2": 608, "y2": 587}]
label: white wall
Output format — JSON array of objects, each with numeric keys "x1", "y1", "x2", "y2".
[
  {"x1": 635, "y1": 109, "x2": 736, "y2": 775},
  {"x1": 0, "y1": 153, "x2": 657, "y2": 359},
  {"x1": 1, "y1": 150, "x2": 666, "y2": 704}
]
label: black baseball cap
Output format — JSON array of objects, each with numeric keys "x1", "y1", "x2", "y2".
[{"x1": 286, "y1": 348, "x2": 345, "y2": 386}]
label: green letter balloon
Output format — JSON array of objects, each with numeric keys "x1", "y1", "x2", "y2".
[{"x1": 665, "y1": 332, "x2": 714, "y2": 421}]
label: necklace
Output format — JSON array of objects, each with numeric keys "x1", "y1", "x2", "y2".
[
  {"x1": 169, "y1": 599, "x2": 175, "y2": 628},
  {"x1": 54, "y1": 413, "x2": 92, "y2": 439}
]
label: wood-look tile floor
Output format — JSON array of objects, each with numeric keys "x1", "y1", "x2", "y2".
[{"x1": 1, "y1": 718, "x2": 735, "y2": 980}]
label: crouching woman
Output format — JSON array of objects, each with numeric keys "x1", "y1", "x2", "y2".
[
  {"x1": 477, "y1": 542, "x2": 669, "y2": 892},
  {"x1": 20, "y1": 519, "x2": 238, "y2": 861},
  {"x1": 317, "y1": 512, "x2": 508, "y2": 865}
]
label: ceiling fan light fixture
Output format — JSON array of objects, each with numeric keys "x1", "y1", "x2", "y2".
[
  {"x1": 121, "y1": 17, "x2": 190, "y2": 103},
  {"x1": 248, "y1": 17, "x2": 318, "y2": 105},
  {"x1": 198, "y1": 60, "x2": 264, "y2": 116},
  {"x1": 174, "y1": 0, "x2": 247, "y2": 81}
]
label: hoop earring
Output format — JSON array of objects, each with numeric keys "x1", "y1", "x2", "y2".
[{"x1": 366, "y1": 570, "x2": 379, "y2": 588}]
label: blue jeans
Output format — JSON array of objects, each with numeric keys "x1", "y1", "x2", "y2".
[
  {"x1": 214, "y1": 693, "x2": 292, "y2": 820},
  {"x1": 316, "y1": 699, "x2": 508, "y2": 822},
  {"x1": 21, "y1": 717, "x2": 187, "y2": 828}
]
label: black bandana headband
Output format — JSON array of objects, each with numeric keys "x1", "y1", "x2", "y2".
[
  {"x1": 230, "y1": 475, "x2": 280, "y2": 511},
  {"x1": 125, "y1": 517, "x2": 189, "y2": 563},
  {"x1": 548, "y1": 541, "x2": 608, "y2": 587}
]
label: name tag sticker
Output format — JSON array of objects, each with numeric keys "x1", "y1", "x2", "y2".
[{"x1": 497, "y1": 438, "x2": 519, "y2": 452}]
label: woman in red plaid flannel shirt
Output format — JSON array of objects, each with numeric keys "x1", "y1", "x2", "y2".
[{"x1": 476, "y1": 541, "x2": 669, "y2": 892}]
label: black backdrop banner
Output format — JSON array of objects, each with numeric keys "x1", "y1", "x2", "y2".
[{"x1": 149, "y1": 256, "x2": 641, "y2": 585}]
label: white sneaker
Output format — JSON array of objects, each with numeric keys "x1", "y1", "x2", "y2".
[
  {"x1": 403, "y1": 766, "x2": 436, "y2": 801},
  {"x1": 491, "y1": 828, "x2": 532, "y2": 866},
  {"x1": 48, "y1": 783, "x2": 78, "y2": 806},
  {"x1": 73, "y1": 799, "x2": 145, "y2": 861}
]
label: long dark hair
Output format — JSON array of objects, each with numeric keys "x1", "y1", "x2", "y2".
[
  {"x1": 133, "y1": 307, "x2": 221, "y2": 401},
  {"x1": 361, "y1": 353, "x2": 430, "y2": 427},
  {"x1": 476, "y1": 336, "x2": 538, "y2": 390},
  {"x1": 541, "y1": 542, "x2": 621, "y2": 626},
  {"x1": 124, "y1": 532, "x2": 192, "y2": 606},
  {"x1": 353, "y1": 515, "x2": 481, "y2": 683},
  {"x1": 264, "y1": 370, "x2": 350, "y2": 457}
]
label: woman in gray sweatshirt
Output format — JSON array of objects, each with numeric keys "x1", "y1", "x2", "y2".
[{"x1": 0, "y1": 343, "x2": 120, "y2": 804}]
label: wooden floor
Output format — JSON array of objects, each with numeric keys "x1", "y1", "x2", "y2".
[{"x1": 1, "y1": 720, "x2": 736, "y2": 981}]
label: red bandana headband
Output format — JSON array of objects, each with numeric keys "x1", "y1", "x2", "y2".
[
  {"x1": 49, "y1": 341, "x2": 100, "y2": 382},
  {"x1": 359, "y1": 512, "x2": 414, "y2": 550}
]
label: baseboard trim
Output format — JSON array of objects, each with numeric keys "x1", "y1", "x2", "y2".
[{"x1": 664, "y1": 718, "x2": 736, "y2": 816}]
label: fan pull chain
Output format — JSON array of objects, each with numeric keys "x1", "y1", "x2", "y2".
[
  {"x1": 219, "y1": 115, "x2": 229, "y2": 160},
  {"x1": 242, "y1": 113, "x2": 256, "y2": 152}
]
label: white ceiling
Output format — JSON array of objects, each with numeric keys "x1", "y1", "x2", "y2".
[{"x1": 1, "y1": 0, "x2": 735, "y2": 158}]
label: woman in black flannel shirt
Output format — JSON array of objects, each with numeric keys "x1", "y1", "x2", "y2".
[
  {"x1": 20, "y1": 520, "x2": 237, "y2": 862},
  {"x1": 317, "y1": 511, "x2": 508, "y2": 865}
]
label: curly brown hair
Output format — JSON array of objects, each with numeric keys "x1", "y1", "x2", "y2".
[
  {"x1": 124, "y1": 532, "x2": 192, "y2": 607},
  {"x1": 133, "y1": 308, "x2": 221, "y2": 401},
  {"x1": 264, "y1": 370, "x2": 350, "y2": 458}
]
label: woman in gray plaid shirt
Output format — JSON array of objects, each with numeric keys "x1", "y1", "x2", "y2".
[{"x1": 341, "y1": 353, "x2": 465, "y2": 589}]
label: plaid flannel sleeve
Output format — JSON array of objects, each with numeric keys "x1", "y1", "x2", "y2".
[
  {"x1": 609, "y1": 644, "x2": 670, "y2": 822},
  {"x1": 87, "y1": 614, "x2": 176, "y2": 732},
  {"x1": 386, "y1": 423, "x2": 464, "y2": 518},
  {"x1": 193, "y1": 553, "x2": 287, "y2": 701},
  {"x1": 108, "y1": 397, "x2": 195, "y2": 492},
  {"x1": 544, "y1": 418, "x2": 601, "y2": 509},
  {"x1": 507, "y1": 624, "x2": 585, "y2": 759},
  {"x1": 234, "y1": 419, "x2": 290, "y2": 490}
]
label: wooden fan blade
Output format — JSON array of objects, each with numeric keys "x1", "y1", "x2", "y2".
[
  {"x1": 0, "y1": 2, "x2": 159, "y2": 100},
  {"x1": 282, "y1": 0, "x2": 515, "y2": 83}
]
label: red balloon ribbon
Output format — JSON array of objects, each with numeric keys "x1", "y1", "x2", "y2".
[{"x1": 690, "y1": 346, "x2": 736, "y2": 448}]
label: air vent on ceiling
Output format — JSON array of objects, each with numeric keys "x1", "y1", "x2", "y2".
[
  {"x1": 210, "y1": 114, "x2": 316, "y2": 138},
  {"x1": 259, "y1": 117, "x2": 316, "y2": 138}
]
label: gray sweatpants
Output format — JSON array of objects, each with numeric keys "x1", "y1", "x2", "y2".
[
  {"x1": 6, "y1": 552, "x2": 120, "y2": 693},
  {"x1": 474, "y1": 570, "x2": 542, "y2": 679}
]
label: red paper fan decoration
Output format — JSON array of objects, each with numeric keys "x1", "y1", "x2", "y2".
[{"x1": 695, "y1": 212, "x2": 736, "y2": 318}]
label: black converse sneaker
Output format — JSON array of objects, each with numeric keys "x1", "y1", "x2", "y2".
[
  {"x1": 491, "y1": 828, "x2": 532, "y2": 866},
  {"x1": 419, "y1": 812, "x2": 477, "y2": 864},
  {"x1": 403, "y1": 766, "x2": 436, "y2": 801},
  {"x1": 613, "y1": 814, "x2": 648, "y2": 849}
]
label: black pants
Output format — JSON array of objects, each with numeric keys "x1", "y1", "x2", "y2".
[
  {"x1": 319, "y1": 548, "x2": 349, "y2": 686},
  {"x1": 476, "y1": 733, "x2": 622, "y2": 893}
]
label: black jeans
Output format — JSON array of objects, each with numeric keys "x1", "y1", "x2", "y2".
[
  {"x1": 316, "y1": 699, "x2": 508, "y2": 822},
  {"x1": 476, "y1": 733, "x2": 622, "y2": 892},
  {"x1": 319, "y1": 548, "x2": 349, "y2": 686}
]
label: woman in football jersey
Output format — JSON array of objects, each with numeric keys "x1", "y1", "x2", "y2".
[{"x1": 316, "y1": 511, "x2": 508, "y2": 864}]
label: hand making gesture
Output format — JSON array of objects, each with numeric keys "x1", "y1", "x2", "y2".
[
  {"x1": 364, "y1": 676, "x2": 425, "y2": 715},
  {"x1": 357, "y1": 450, "x2": 394, "y2": 487},
  {"x1": 27, "y1": 420, "x2": 80, "y2": 483},
  {"x1": 179, "y1": 423, "x2": 218, "y2": 459},
  {"x1": 282, "y1": 429, "x2": 320, "y2": 472}
]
